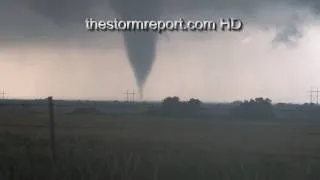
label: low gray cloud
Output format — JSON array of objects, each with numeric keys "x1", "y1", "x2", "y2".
[{"x1": 272, "y1": 13, "x2": 305, "y2": 46}]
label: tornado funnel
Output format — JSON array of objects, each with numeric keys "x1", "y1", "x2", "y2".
[
  {"x1": 110, "y1": 0, "x2": 161, "y2": 100},
  {"x1": 123, "y1": 31, "x2": 158, "y2": 99}
]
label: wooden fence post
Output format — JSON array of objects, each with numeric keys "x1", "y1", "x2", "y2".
[{"x1": 48, "y1": 96, "x2": 56, "y2": 163}]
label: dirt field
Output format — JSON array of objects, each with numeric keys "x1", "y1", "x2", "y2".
[{"x1": 1, "y1": 108, "x2": 320, "y2": 179}]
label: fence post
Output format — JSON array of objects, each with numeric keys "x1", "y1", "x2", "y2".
[{"x1": 48, "y1": 96, "x2": 56, "y2": 163}]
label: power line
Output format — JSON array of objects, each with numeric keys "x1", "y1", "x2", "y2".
[
  {"x1": 124, "y1": 89, "x2": 136, "y2": 103},
  {"x1": 308, "y1": 87, "x2": 320, "y2": 104},
  {"x1": 0, "y1": 89, "x2": 7, "y2": 99}
]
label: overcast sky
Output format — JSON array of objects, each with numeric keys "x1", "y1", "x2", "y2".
[{"x1": 0, "y1": 0, "x2": 320, "y2": 103}]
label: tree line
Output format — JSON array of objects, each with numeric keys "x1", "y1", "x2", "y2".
[{"x1": 149, "y1": 96, "x2": 320, "y2": 120}]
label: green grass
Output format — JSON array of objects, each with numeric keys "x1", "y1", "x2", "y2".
[
  {"x1": 1, "y1": 132, "x2": 320, "y2": 180},
  {"x1": 1, "y1": 109, "x2": 320, "y2": 179}
]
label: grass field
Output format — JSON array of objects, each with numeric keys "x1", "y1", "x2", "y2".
[{"x1": 1, "y1": 107, "x2": 320, "y2": 180}]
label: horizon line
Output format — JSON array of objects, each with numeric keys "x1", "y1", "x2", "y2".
[{"x1": 0, "y1": 97, "x2": 309, "y2": 105}]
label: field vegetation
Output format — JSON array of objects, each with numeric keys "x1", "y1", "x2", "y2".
[{"x1": 0, "y1": 97, "x2": 320, "y2": 180}]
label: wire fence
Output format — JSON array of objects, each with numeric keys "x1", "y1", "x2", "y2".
[
  {"x1": 0, "y1": 97, "x2": 138, "y2": 161},
  {"x1": 1, "y1": 97, "x2": 320, "y2": 164}
]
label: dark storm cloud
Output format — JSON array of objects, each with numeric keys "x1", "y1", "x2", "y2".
[
  {"x1": 1, "y1": 0, "x2": 318, "y2": 43},
  {"x1": 0, "y1": 0, "x2": 120, "y2": 48},
  {"x1": 1, "y1": 0, "x2": 320, "y2": 97},
  {"x1": 0, "y1": 0, "x2": 317, "y2": 44}
]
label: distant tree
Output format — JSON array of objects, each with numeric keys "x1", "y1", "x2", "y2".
[
  {"x1": 187, "y1": 98, "x2": 202, "y2": 112},
  {"x1": 161, "y1": 96, "x2": 181, "y2": 114},
  {"x1": 162, "y1": 96, "x2": 180, "y2": 107},
  {"x1": 160, "y1": 97, "x2": 203, "y2": 117},
  {"x1": 163, "y1": 96, "x2": 180, "y2": 104},
  {"x1": 188, "y1": 98, "x2": 201, "y2": 106},
  {"x1": 232, "y1": 97, "x2": 274, "y2": 120},
  {"x1": 232, "y1": 101, "x2": 242, "y2": 105}
]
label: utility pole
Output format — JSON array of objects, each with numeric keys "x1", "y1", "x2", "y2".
[
  {"x1": 309, "y1": 88, "x2": 313, "y2": 104},
  {"x1": 124, "y1": 89, "x2": 136, "y2": 103},
  {"x1": 131, "y1": 89, "x2": 135, "y2": 103},
  {"x1": 0, "y1": 89, "x2": 7, "y2": 99},
  {"x1": 48, "y1": 97, "x2": 56, "y2": 164},
  {"x1": 124, "y1": 90, "x2": 129, "y2": 102},
  {"x1": 317, "y1": 88, "x2": 319, "y2": 105},
  {"x1": 309, "y1": 87, "x2": 320, "y2": 105}
]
